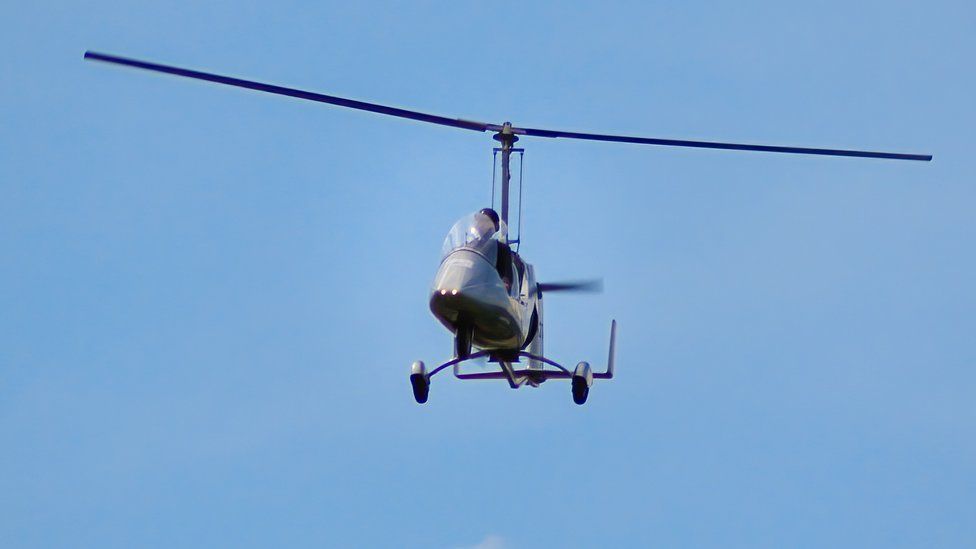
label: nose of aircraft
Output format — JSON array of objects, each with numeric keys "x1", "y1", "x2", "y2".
[
  {"x1": 430, "y1": 250, "x2": 503, "y2": 319},
  {"x1": 429, "y1": 250, "x2": 519, "y2": 346}
]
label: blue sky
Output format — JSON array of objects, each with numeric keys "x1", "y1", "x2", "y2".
[{"x1": 1, "y1": 1, "x2": 973, "y2": 547}]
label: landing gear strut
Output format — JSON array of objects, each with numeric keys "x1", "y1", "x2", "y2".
[
  {"x1": 454, "y1": 325, "x2": 473, "y2": 359},
  {"x1": 409, "y1": 320, "x2": 615, "y2": 405}
]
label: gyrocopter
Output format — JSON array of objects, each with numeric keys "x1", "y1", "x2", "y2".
[{"x1": 84, "y1": 51, "x2": 931, "y2": 405}]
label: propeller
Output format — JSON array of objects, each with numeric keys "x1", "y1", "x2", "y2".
[
  {"x1": 84, "y1": 51, "x2": 932, "y2": 162},
  {"x1": 537, "y1": 280, "x2": 604, "y2": 294}
]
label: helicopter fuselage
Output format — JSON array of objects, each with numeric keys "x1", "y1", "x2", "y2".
[{"x1": 429, "y1": 247, "x2": 542, "y2": 359}]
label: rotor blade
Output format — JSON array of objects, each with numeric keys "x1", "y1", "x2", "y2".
[
  {"x1": 516, "y1": 126, "x2": 932, "y2": 161},
  {"x1": 84, "y1": 51, "x2": 931, "y2": 161},
  {"x1": 538, "y1": 279, "x2": 604, "y2": 293},
  {"x1": 83, "y1": 51, "x2": 494, "y2": 133}
]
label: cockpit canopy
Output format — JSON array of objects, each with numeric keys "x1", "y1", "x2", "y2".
[{"x1": 442, "y1": 210, "x2": 508, "y2": 260}]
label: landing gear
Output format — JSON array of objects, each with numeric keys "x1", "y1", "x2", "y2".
[
  {"x1": 410, "y1": 361, "x2": 429, "y2": 404},
  {"x1": 454, "y1": 325, "x2": 473, "y2": 360},
  {"x1": 572, "y1": 361, "x2": 593, "y2": 405},
  {"x1": 408, "y1": 320, "x2": 615, "y2": 404}
]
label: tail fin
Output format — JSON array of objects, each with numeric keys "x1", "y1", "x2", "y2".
[{"x1": 594, "y1": 319, "x2": 616, "y2": 379}]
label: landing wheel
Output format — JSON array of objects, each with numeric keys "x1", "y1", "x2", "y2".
[
  {"x1": 410, "y1": 374, "x2": 429, "y2": 403},
  {"x1": 410, "y1": 361, "x2": 429, "y2": 404},
  {"x1": 572, "y1": 361, "x2": 593, "y2": 405},
  {"x1": 572, "y1": 376, "x2": 589, "y2": 405}
]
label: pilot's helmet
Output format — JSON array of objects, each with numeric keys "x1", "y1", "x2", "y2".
[{"x1": 478, "y1": 208, "x2": 500, "y2": 233}]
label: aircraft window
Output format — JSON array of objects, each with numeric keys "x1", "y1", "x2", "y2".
[{"x1": 441, "y1": 211, "x2": 508, "y2": 262}]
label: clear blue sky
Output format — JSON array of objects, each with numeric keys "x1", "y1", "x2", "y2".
[{"x1": 2, "y1": 2, "x2": 973, "y2": 547}]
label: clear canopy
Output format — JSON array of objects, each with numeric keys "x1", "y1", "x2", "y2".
[{"x1": 441, "y1": 211, "x2": 508, "y2": 260}]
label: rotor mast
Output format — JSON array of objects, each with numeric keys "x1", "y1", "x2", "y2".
[{"x1": 493, "y1": 122, "x2": 519, "y2": 227}]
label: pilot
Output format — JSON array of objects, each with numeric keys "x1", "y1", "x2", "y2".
[
  {"x1": 477, "y1": 208, "x2": 514, "y2": 291},
  {"x1": 475, "y1": 208, "x2": 500, "y2": 239}
]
